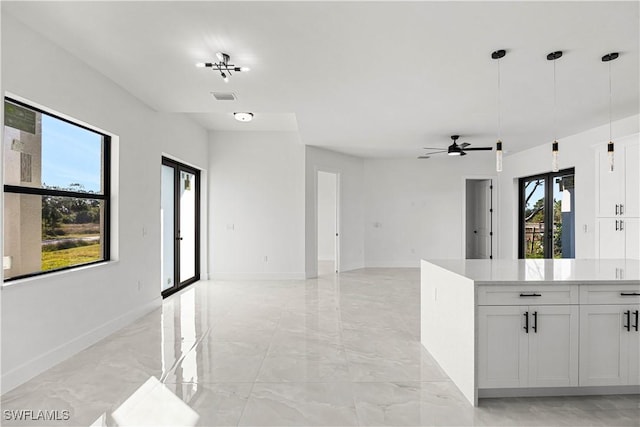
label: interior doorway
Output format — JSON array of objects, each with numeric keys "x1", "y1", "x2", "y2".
[
  {"x1": 465, "y1": 179, "x2": 493, "y2": 259},
  {"x1": 317, "y1": 171, "x2": 339, "y2": 275},
  {"x1": 161, "y1": 157, "x2": 200, "y2": 297}
]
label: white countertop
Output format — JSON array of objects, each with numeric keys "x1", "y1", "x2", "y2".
[{"x1": 424, "y1": 259, "x2": 640, "y2": 285}]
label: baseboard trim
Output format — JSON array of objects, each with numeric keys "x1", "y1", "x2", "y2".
[
  {"x1": 479, "y1": 385, "x2": 640, "y2": 399},
  {"x1": 364, "y1": 261, "x2": 420, "y2": 268},
  {"x1": 209, "y1": 272, "x2": 306, "y2": 280},
  {"x1": 1, "y1": 297, "x2": 161, "y2": 394}
]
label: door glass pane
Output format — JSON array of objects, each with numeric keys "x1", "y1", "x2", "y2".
[
  {"x1": 553, "y1": 174, "x2": 575, "y2": 258},
  {"x1": 523, "y1": 178, "x2": 545, "y2": 258},
  {"x1": 179, "y1": 170, "x2": 196, "y2": 283},
  {"x1": 161, "y1": 165, "x2": 175, "y2": 292}
]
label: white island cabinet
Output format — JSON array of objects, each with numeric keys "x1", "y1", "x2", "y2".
[{"x1": 421, "y1": 259, "x2": 640, "y2": 406}]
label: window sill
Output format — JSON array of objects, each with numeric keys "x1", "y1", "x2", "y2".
[{"x1": 2, "y1": 260, "x2": 119, "y2": 289}]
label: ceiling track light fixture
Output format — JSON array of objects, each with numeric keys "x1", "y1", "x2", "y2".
[
  {"x1": 234, "y1": 112, "x2": 254, "y2": 122},
  {"x1": 196, "y1": 52, "x2": 250, "y2": 83},
  {"x1": 492, "y1": 49, "x2": 506, "y2": 172},
  {"x1": 547, "y1": 50, "x2": 563, "y2": 172},
  {"x1": 602, "y1": 52, "x2": 619, "y2": 173}
]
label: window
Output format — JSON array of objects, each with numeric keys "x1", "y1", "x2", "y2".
[
  {"x1": 3, "y1": 98, "x2": 110, "y2": 281},
  {"x1": 518, "y1": 168, "x2": 575, "y2": 259}
]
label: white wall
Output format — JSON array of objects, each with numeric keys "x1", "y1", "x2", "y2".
[
  {"x1": 208, "y1": 131, "x2": 306, "y2": 279},
  {"x1": 317, "y1": 171, "x2": 337, "y2": 261},
  {"x1": 497, "y1": 114, "x2": 639, "y2": 259},
  {"x1": 305, "y1": 146, "x2": 365, "y2": 276},
  {"x1": 363, "y1": 156, "x2": 495, "y2": 267},
  {"x1": 1, "y1": 13, "x2": 209, "y2": 392}
]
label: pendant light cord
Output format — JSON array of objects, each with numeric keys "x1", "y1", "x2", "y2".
[
  {"x1": 553, "y1": 58, "x2": 557, "y2": 142},
  {"x1": 497, "y1": 57, "x2": 502, "y2": 141},
  {"x1": 609, "y1": 60, "x2": 612, "y2": 141}
]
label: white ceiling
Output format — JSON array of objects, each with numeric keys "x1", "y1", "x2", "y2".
[{"x1": 3, "y1": 1, "x2": 639, "y2": 158}]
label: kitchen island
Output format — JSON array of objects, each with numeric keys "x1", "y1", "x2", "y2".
[{"x1": 421, "y1": 259, "x2": 640, "y2": 406}]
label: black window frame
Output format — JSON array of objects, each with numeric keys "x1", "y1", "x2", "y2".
[
  {"x1": 518, "y1": 167, "x2": 575, "y2": 259},
  {"x1": 3, "y1": 97, "x2": 111, "y2": 282}
]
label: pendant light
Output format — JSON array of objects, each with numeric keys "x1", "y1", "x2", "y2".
[
  {"x1": 602, "y1": 52, "x2": 619, "y2": 172},
  {"x1": 492, "y1": 49, "x2": 506, "y2": 172},
  {"x1": 547, "y1": 51, "x2": 563, "y2": 172}
]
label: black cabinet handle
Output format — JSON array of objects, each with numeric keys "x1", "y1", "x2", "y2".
[
  {"x1": 615, "y1": 204, "x2": 619, "y2": 215},
  {"x1": 532, "y1": 311, "x2": 538, "y2": 333},
  {"x1": 624, "y1": 310, "x2": 631, "y2": 331},
  {"x1": 634, "y1": 311, "x2": 639, "y2": 332},
  {"x1": 620, "y1": 292, "x2": 640, "y2": 296},
  {"x1": 615, "y1": 220, "x2": 619, "y2": 231},
  {"x1": 519, "y1": 293, "x2": 542, "y2": 297},
  {"x1": 523, "y1": 311, "x2": 529, "y2": 333}
]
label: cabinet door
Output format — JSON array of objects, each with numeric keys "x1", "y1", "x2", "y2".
[
  {"x1": 579, "y1": 305, "x2": 627, "y2": 386},
  {"x1": 478, "y1": 306, "x2": 528, "y2": 388},
  {"x1": 528, "y1": 305, "x2": 579, "y2": 387},
  {"x1": 597, "y1": 218, "x2": 626, "y2": 259},
  {"x1": 623, "y1": 218, "x2": 639, "y2": 260},
  {"x1": 625, "y1": 307, "x2": 640, "y2": 385},
  {"x1": 624, "y1": 143, "x2": 639, "y2": 217},
  {"x1": 597, "y1": 149, "x2": 624, "y2": 217}
]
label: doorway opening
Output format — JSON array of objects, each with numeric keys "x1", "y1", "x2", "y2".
[
  {"x1": 465, "y1": 179, "x2": 494, "y2": 259},
  {"x1": 161, "y1": 157, "x2": 201, "y2": 297},
  {"x1": 518, "y1": 168, "x2": 575, "y2": 259},
  {"x1": 317, "y1": 171, "x2": 339, "y2": 275}
]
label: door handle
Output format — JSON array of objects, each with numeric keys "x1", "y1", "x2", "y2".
[
  {"x1": 532, "y1": 311, "x2": 538, "y2": 333},
  {"x1": 633, "y1": 311, "x2": 639, "y2": 332},
  {"x1": 523, "y1": 311, "x2": 529, "y2": 334},
  {"x1": 615, "y1": 220, "x2": 619, "y2": 231},
  {"x1": 176, "y1": 237, "x2": 183, "y2": 241},
  {"x1": 620, "y1": 204, "x2": 624, "y2": 215},
  {"x1": 615, "y1": 204, "x2": 619, "y2": 215},
  {"x1": 624, "y1": 310, "x2": 631, "y2": 331},
  {"x1": 620, "y1": 220, "x2": 624, "y2": 231}
]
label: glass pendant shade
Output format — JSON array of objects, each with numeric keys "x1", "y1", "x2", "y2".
[
  {"x1": 552, "y1": 141, "x2": 559, "y2": 172},
  {"x1": 607, "y1": 141, "x2": 614, "y2": 172},
  {"x1": 496, "y1": 141, "x2": 503, "y2": 172}
]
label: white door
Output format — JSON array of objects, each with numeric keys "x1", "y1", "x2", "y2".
[
  {"x1": 624, "y1": 143, "x2": 639, "y2": 217},
  {"x1": 624, "y1": 218, "x2": 639, "y2": 260},
  {"x1": 597, "y1": 149, "x2": 624, "y2": 217},
  {"x1": 579, "y1": 305, "x2": 627, "y2": 386},
  {"x1": 478, "y1": 306, "x2": 528, "y2": 388},
  {"x1": 466, "y1": 179, "x2": 492, "y2": 259},
  {"x1": 528, "y1": 305, "x2": 579, "y2": 387},
  {"x1": 474, "y1": 180, "x2": 492, "y2": 259},
  {"x1": 597, "y1": 218, "x2": 626, "y2": 259}
]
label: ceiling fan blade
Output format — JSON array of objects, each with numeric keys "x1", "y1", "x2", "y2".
[
  {"x1": 460, "y1": 142, "x2": 471, "y2": 148},
  {"x1": 460, "y1": 151, "x2": 468, "y2": 156},
  {"x1": 422, "y1": 147, "x2": 446, "y2": 150},
  {"x1": 423, "y1": 150, "x2": 447, "y2": 155},
  {"x1": 417, "y1": 156, "x2": 431, "y2": 159},
  {"x1": 463, "y1": 147, "x2": 493, "y2": 151}
]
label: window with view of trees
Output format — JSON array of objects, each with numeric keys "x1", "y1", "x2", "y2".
[{"x1": 3, "y1": 98, "x2": 110, "y2": 281}]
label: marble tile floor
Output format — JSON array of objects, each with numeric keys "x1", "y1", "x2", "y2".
[{"x1": 1, "y1": 268, "x2": 639, "y2": 426}]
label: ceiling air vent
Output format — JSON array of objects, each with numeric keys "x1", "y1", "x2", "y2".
[{"x1": 211, "y1": 92, "x2": 237, "y2": 101}]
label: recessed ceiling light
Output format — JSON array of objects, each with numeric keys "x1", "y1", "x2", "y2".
[{"x1": 234, "y1": 112, "x2": 254, "y2": 122}]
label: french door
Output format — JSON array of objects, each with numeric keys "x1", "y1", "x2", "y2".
[
  {"x1": 161, "y1": 157, "x2": 200, "y2": 297},
  {"x1": 518, "y1": 168, "x2": 575, "y2": 259}
]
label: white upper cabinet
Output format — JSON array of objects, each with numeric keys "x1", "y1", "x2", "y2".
[
  {"x1": 624, "y1": 143, "x2": 639, "y2": 217},
  {"x1": 596, "y1": 135, "x2": 639, "y2": 218}
]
